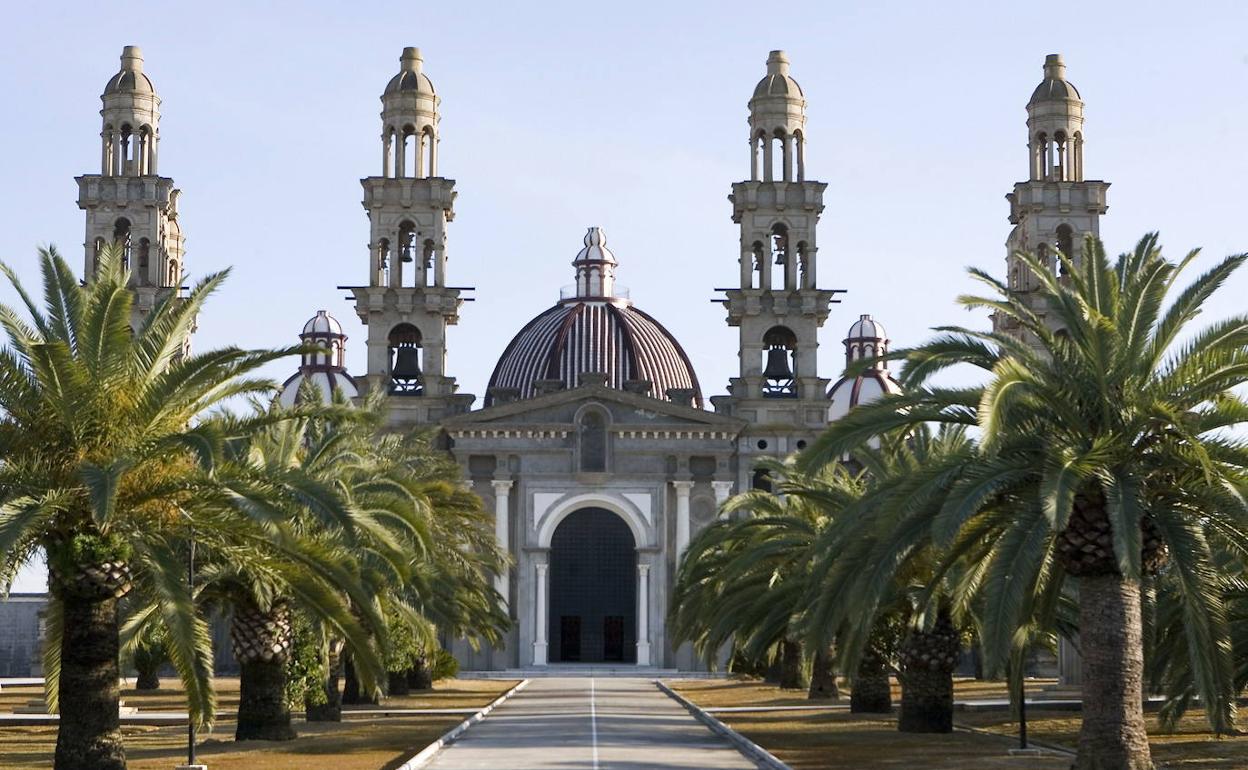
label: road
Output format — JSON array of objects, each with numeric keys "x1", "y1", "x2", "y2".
[{"x1": 422, "y1": 677, "x2": 760, "y2": 769}]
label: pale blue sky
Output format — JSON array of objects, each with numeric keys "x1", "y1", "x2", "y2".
[{"x1": 4, "y1": 1, "x2": 1247, "y2": 591}]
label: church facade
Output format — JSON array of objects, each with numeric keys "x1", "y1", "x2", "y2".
[{"x1": 66, "y1": 45, "x2": 1102, "y2": 674}]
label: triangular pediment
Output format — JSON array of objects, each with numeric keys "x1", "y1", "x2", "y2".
[{"x1": 440, "y1": 384, "x2": 746, "y2": 433}]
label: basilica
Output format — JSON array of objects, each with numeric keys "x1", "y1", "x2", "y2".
[{"x1": 67, "y1": 45, "x2": 1105, "y2": 674}]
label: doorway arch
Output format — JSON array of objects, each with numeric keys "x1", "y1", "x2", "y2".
[{"x1": 548, "y1": 507, "x2": 637, "y2": 663}]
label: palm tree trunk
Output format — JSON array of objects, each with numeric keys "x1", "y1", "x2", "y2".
[
  {"x1": 406, "y1": 652, "x2": 433, "y2": 691},
  {"x1": 133, "y1": 643, "x2": 162, "y2": 691},
  {"x1": 851, "y1": 644, "x2": 893, "y2": 714},
  {"x1": 388, "y1": 670, "x2": 410, "y2": 696},
  {"x1": 305, "y1": 640, "x2": 342, "y2": 722},
  {"x1": 342, "y1": 655, "x2": 378, "y2": 705},
  {"x1": 808, "y1": 646, "x2": 839, "y2": 700},
  {"x1": 231, "y1": 603, "x2": 295, "y2": 741},
  {"x1": 1073, "y1": 574, "x2": 1154, "y2": 770},
  {"x1": 898, "y1": 665, "x2": 954, "y2": 733},
  {"x1": 236, "y1": 658, "x2": 295, "y2": 741},
  {"x1": 897, "y1": 612, "x2": 959, "y2": 734},
  {"x1": 779, "y1": 639, "x2": 804, "y2": 690},
  {"x1": 54, "y1": 592, "x2": 126, "y2": 770}
]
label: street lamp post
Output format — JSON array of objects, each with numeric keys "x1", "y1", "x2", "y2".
[{"x1": 176, "y1": 522, "x2": 206, "y2": 770}]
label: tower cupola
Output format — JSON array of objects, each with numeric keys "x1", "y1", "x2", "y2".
[
  {"x1": 748, "y1": 50, "x2": 807, "y2": 182},
  {"x1": 569, "y1": 227, "x2": 619, "y2": 300},
  {"x1": 381, "y1": 47, "x2": 440, "y2": 178},
  {"x1": 278, "y1": 310, "x2": 359, "y2": 407},
  {"x1": 827, "y1": 314, "x2": 901, "y2": 423},
  {"x1": 1026, "y1": 54, "x2": 1085, "y2": 182},
  {"x1": 100, "y1": 45, "x2": 161, "y2": 177}
]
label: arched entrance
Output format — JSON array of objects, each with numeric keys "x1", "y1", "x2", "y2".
[{"x1": 548, "y1": 508, "x2": 637, "y2": 663}]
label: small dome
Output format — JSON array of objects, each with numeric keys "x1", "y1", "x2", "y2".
[
  {"x1": 279, "y1": 310, "x2": 357, "y2": 407},
  {"x1": 827, "y1": 370, "x2": 902, "y2": 423},
  {"x1": 752, "y1": 50, "x2": 804, "y2": 99},
  {"x1": 104, "y1": 46, "x2": 155, "y2": 95},
  {"x1": 302, "y1": 309, "x2": 345, "y2": 337},
  {"x1": 384, "y1": 47, "x2": 436, "y2": 96},
  {"x1": 846, "y1": 313, "x2": 887, "y2": 342},
  {"x1": 828, "y1": 313, "x2": 901, "y2": 422},
  {"x1": 487, "y1": 229, "x2": 702, "y2": 407},
  {"x1": 278, "y1": 370, "x2": 359, "y2": 409},
  {"x1": 1028, "y1": 54, "x2": 1081, "y2": 105}
]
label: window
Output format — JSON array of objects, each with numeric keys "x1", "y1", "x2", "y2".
[{"x1": 579, "y1": 410, "x2": 607, "y2": 472}]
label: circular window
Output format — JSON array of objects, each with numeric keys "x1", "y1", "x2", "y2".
[
  {"x1": 796, "y1": 440, "x2": 807, "y2": 450},
  {"x1": 757, "y1": 439, "x2": 768, "y2": 450}
]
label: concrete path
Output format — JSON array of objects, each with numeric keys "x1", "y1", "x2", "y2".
[{"x1": 423, "y1": 677, "x2": 759, "y2": 769}]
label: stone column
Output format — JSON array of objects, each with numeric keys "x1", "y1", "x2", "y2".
[
  {"x1": 672, "y1": 480, "x2": 694, "y2": 561},
  {"x1": 382, "y1": 131, "x2": 392, "y2": 178},
  {"x1": 636, "y1": 562, "x2": 651, "y2": 666},
  {"x1": 711, "y1": 480, "x2": 734, "y2": 508},
  {"x1": 491, "y1": 479, "x2": 512, "y2": 606},
  {"x1": 533, "y1": 562, "x2": 549, "y2": 666}
]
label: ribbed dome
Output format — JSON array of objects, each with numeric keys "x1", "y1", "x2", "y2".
[
  {"x1": 1028, "y1": 54, "x2": 1081, "y2": 105},
  {"x1": 385, "y1": 47, "x2": 436, "y2": 96},
  {"x1": 846, "y1": 314, "x2": 887, "y2": 341},
  {"x1": 104, "y1": 46, "x2": 155, "y2": 95},
  {"x1": 303, "y1": 309, "x2": 345, "y2": 336},
  {"x1": 752, "y1": 50, "x2": 804, "y2": 99},
  {"x1": 486, "y1": 228, "x2": 701, "y2": 407},
  {"x1": 278, "y1": 370, "x2": 360, "y2": 408}
]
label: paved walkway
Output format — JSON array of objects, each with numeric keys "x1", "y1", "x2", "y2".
[{"x1": 424, "y1": 677, "x2": 759, "y2": 769}]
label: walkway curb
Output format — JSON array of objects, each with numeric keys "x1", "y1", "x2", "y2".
[
  {"x1": 394, "y1": 678, "x2": 531, "y2": 770},
  {"x1": 655, "y1": 679, "x2": 792, "y2": 770}
]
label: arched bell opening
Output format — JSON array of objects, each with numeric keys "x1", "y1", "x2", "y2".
[
  {"x1": 112, "y1": 217, "x2": 132, "y2": 270},
  {"x1": 548, "y1": 508, "x2": 637, "y2": 663},
  {"x1": 387, "y1": 323, "x2": 423, "y2": 396},
  {"x1": 761, "y1": 325, "x2": 798, "y2": 398},
  {"x1": 1056, "y1": 224, "x2": 1075, "y2": 273},
  {"x1": 769, "y1": 223, "x2": 789, "y2": 291}
]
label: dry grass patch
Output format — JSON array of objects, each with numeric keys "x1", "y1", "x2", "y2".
[
  {"x1": 672, "y1": 678, "x2": 1248, "y2": 769},
  {"x1": 961, "y1": 708, "x2": 1248, "y2": 769},
  {"x1": 0, "y1": 678, "x2": 517, "y2": 770}
]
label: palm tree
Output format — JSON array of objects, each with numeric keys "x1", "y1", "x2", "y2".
[
  {"x1": 803, "y1": 234, "x2": 1248, "y2": 768},
  {"x1": 796, "y1": 427, "x2": 976, "y2": 732},
  {"x1": 0, "y1": 246, "x2": 376, "y2": 768},
  {"x1": 671, "y1": 460, "x2": 862, "y2": 696}
]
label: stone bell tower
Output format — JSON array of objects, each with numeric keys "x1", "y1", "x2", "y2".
[
  {"x1": 77, "y1": 46, "x2": 186, "y2": 327},
  {"x1": 344, "y1": 47, "x2": 473, "y2": 426},
  {"x1": 997, "y1": 54, "x2": 1109, "y2": 337},
  {"x1": 712, "y1": 50, "x2": 842, "y2": 490}
]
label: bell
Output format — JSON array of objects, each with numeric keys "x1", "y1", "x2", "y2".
[
  {"x1": 400, "y1": 247, "x2": 414, "y2": 264},
  {"x1": 763, "y1": 346, "x2": 794, "y2": 380},
  {"x1": 391, "y1": 346, "x2": 422, "y2": 381}
]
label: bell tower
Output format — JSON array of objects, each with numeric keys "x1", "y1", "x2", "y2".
[
  {"x1": 712, "y1": 51, "x2": 842, "y2": 489},
  {"x1": 344, "y1": 47, "x2": 473, "y2": 425},
  {"x1": 997, "y1": 54, "x2": 1109, "y2": 336},
  {"x1": 77, "y1": 46, "x2": 185, "y2": 327}
]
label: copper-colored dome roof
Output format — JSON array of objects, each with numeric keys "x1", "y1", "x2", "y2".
[{"x1": 486, "y1": 228, "x2": 702, "y2": 407}]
